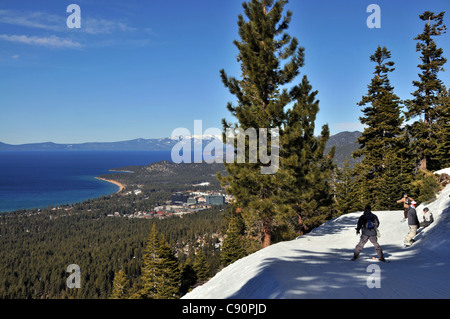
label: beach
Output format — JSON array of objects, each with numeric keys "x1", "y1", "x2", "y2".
[{"x1": 95, "y1": 177, "x2": 125, "y2": 193}]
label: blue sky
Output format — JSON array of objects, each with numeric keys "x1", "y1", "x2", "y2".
[{"x1": 0, "y1": 0, "x2": 449, "y2": 144}]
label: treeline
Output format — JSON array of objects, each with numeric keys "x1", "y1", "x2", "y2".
[
  {"x1": 102, "y1": 161, "x2": 225, "y2": 193},
  {"x1": 0, "y1": 205, "x2": 226, "y2": 299},
  {"x1": 334, "y1": 11, "x2": 449, "y2": 214},
  {"x1": 215, "y1": 1, "x2": 448, "y2": 260},
  {"x1": 0, "y1": 158, "x2": 229, "y2": 299}
]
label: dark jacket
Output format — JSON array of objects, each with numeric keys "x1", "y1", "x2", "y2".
[
  {"x1": 408, "y1": 206, "x2": 420, "y2": 227},
  {"x1": 356, "y1": 209, "x2": 380, "y2": 237}
]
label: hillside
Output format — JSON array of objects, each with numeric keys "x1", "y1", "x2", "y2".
[
  {"x1": 0, "y1": 131, "x2": 361, "y2": 168},
  {"x1": 183, "y1": 168, "x2": 450, "y2": 299},
  {"x1": 0, "y1": 136, "x2": 220, "y2": 151}
]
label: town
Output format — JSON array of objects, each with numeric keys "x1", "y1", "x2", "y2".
[{"x1": 107, "y1": 186, "x2": 231, "y2": 219}]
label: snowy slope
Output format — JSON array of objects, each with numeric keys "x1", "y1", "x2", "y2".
[{"x1": 184, "y1": 174, "x2": 450, "y2": 299}]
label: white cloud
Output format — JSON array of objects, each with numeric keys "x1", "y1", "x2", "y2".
[
  {"x1": 11, "y1": 54, "x2": 19, "y2": 59},
  {"x1": 83, "y1": 18, "x2": 137, "y2": 34},
  {"x1": 0, "y1": 9, "x2": 63, "y2": 31},
  {"x1": 0, "y1": 34, "x2": 82, "y2": 48},
  {"x1": 0, "y1": 9, "x2": 137, "y2": 35}
]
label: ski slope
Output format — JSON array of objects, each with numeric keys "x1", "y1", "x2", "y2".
[{"x1": 184, "y1": 169, "x2": 450, "y2": 299}]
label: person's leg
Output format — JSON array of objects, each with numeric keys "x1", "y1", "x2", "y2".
[
  {"x1": 405, "y1": 225, "x2": 418, "y2": 245},
  {"x1": 353, "y1": 235, "x2": 369, "y2": 258},
  {"x1": 369, "y1": 236, "x2": 384, "y2": 259}
]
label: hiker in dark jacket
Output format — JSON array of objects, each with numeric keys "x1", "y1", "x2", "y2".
[
  {"x1": 352, "y1": 205, "x2": 385, "y2": 261},
  {"x1": 405, "y1": 201, "x2": 420, "y2": 246}
]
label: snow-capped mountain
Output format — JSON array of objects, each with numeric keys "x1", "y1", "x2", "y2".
[
  {"x1": 183, "y1": 168, "x2": 450, "y2": 299},
  {"x1": 0, "y1": 135, "x2": 223, "y2": 151}
]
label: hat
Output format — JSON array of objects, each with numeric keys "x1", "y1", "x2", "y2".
[
  {"x1": 411, "y1": 201, "x2": 417, "y2": 207},
  {"x1": 423, "y1": 207, "x2": 429, "y2": 212}
]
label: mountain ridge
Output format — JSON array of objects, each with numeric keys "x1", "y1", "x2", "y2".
[{"x1": 0, "y1": 131, "x2": 361, "y2": 151}]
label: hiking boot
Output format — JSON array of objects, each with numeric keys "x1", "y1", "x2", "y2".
[{"x1": 351, "y1": 254, "x2": 359, "y2": 261}]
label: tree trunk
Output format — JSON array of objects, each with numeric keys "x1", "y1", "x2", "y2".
[
  {"x1": 297, "y1": 215, "x2": 305, "y2": 237},
  {"x1": 261, "y1": 218, "x2": 271, "y2": 248},
  {"x1": 419, "y1": 157, "x2": 427, "y2": 171}
]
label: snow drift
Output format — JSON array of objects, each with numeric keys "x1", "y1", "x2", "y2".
[{"x1": 184, "y1": 169, "x2": 450, "y2": 299}]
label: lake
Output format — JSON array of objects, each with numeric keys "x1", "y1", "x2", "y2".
[{"x1": 0, "y1": 151, "x2": 172, "y2": 213}]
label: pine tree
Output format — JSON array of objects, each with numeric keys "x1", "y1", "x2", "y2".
[
  {"x1": 155, "y1": 235, "x2": 180, "y2": 299},
  {"x1": 219, "y1": 0, "x2": 332, "y2": 248},
  {"x1": 353, "y1": 46, "x2": 404, "y2": 210},
  {"x1": 334, "y1": 158, "x2": 357, "y2": 215},
  {"x1": 221, "y1": 218, "x2": 246, "y2": 267},
  {"x1": 406, "y1": 11, "x2": 447, "y2": 172},
  {"x1": 281, "y1": 75, "x2": 335, "y2": 234},
  {"x1": 180, "y1": 260, "x2": 197, "y2": 296},
  {"x1": 139, "y1": 224, "x2": 180, "y2": 299},
  {"x1": 110, "y1": 269, "x2": 129, "y2": 299},
  {"x1": 436, "y1": 86, "x2": 450, "y2": 168},
  {"x1": 139, "y1": 224, "x2": 161, "y2": 299},
  {"x1": 378, "y1": 152, "x2": 408, "y2": 210},
  {"x1": 193, "y1": 250, "x2": 210, "y2": 284}
]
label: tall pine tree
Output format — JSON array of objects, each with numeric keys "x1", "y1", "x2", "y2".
[
  {"x1": 436, "y1": 86, "x2": 450, "y2": 168},
  {"x1": 139, "y1": 224, "x2": 180, "y2": 299},
  {"x1": 281, "y1": 75, "x2": 335, "y2": 234},
  {"x1": 406, "y1": 11, "x2": 447, "y2": 172},
  {"x1": 219, "y1": 0, "x2": 333, "y2": 248},
  {"x1": 219, "y1": 0, "x2": 304, "y2": 248},
  {"x1": 353, "y1": 46, "x2": 405, "y2": 210},
  {"x1": 110, "y1": 269, "x2": 129, "y2": 299}
]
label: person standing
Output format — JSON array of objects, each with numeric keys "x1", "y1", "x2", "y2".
[
  {"x1": 405, "y1": 201, "x2": 420, "y2": 246},
  {"x1": 352, "y1": 205, "x2": 386, "y2": 262},
  {"x1": 397, "y1": 193, "x2": 415, "y2": 220}
]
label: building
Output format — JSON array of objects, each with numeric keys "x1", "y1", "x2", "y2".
[
  {"x1": 187, "y1": 197, "x2": 198, "y2": 205},
  {"x1": 205, "y1": 195, "x2": 225, "y2": 205},
  {"x1": 171, "y1": 192, "x2": 189, "y2": 204}
]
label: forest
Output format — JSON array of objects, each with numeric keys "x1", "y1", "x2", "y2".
[
  {"x1": 0, "y1": 161, "x2": 228, "y2": 299},
  {"x1": 1, "y1": 0, "x2": 449, "y2": 300}
]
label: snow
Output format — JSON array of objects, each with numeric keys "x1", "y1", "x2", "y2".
[
  {"x1": 183, "y1": 178, "x2": 450, "y2": 299},
  {"x1": 435, "y1": 167, "x2": 450, "y2": 175}
]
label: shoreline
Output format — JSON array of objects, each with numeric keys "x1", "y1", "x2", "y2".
[{"x1": 95, "y1": 177, "x2": 125, "y2": 193}]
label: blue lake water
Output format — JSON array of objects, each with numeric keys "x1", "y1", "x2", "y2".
[{"x1": 0, "y1": 151, "x2": 173, "y2": 213}]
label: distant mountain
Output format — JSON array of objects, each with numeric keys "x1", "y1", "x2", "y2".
[
  {"x1": 0, "y1": 132, "x2": 362, "y2": 167},
  {"x1": 325, "y1": 131, "x2": 362, "y2": 168},
  {"x1": 0, "y1": 136, "x2": 221, "y2": 152}
]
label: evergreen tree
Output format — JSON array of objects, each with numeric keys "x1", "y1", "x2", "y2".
[
  {"x1": 353, "y1": 46, "x2": 405, "y2": 210},
  {"x1": 180, "y1": 260, "x2": 197, "y2": 296},
  {"x1": 155, "y1": 235, "x2": 181, "y2": 299},
  {"x1": 193, "y1": 250, "x2": 210, "y2": 284},
  {"x1": 139, "y1": 224, "x2": 162, "y2": 299},
  {"x1": 405, "y1": 11, "x2": 447, "y2": 172},
  {"x1": 110, "y1": 269, "x2": 129, "y2": 299},
  {"x1": 219, "y1": 0, "x2": 332, "y2": 247},
  {"x1": 379, "y1": 152, "x2": 408, "y2": 210},
  {"x1": 436, "y1": 86, "x2": 450, "y2": 168},
  {"x1": 139, "y1": 224, "x2": 180, "y2": 299},
  {"x1": 334, "y1": 158, "x2": 357, "y2": 215},
  {"x1": 221, "y1": 218, "x2": 246, "y2": 267},
  {"x1": 281, "y1": 75, "x2": 335, "y2": 234}
]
